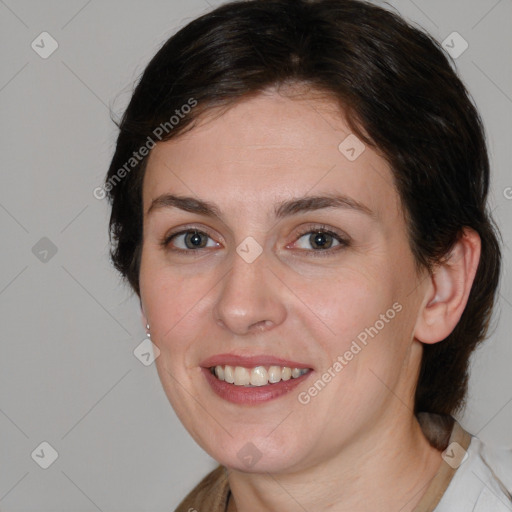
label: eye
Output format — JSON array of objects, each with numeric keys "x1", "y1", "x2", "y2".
[
  {"x1": 162, "y1": 229, "x2": 220, "y2": 251},
  {"x1": 290, "y1": 225, "x2": 349, "y2": 254},
  {"x1": 296, "y1": 231, "x2": 340, "y2": 250}
]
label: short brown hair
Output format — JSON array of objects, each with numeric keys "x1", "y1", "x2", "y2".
[{"x1": 105, "y1": 0, "x2": 502, "y2": 416}]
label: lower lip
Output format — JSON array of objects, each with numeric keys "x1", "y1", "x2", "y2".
[{"x1": 201, "y1": 367, "x2": 312, "y2": 405}]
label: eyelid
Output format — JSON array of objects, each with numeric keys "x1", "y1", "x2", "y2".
[
  {"x1": 286, "y1": 223, "x2": 350, "y2": 253},
  {"x1": 160, "y1": 224, "x2": 222, "y2": 250}
]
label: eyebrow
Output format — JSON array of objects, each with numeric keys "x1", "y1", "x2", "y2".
[{"x1": 147, "y1": 193, "x2": 375, "y2": 219}]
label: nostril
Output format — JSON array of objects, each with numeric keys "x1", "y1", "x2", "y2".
[{"x1": 249, "y1": 320, "x2": 272, "y2": 331}]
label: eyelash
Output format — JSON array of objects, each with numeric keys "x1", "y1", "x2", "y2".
[
  {"x1": 292, "y1": 224, "x2": 350, "y2": 256},
  {"x1": 160, "y1": 223, "x2": 350, "y2": 257}
]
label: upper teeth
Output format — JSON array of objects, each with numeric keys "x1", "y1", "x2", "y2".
[{"x1": 212, "y1": 365, "x2": 310, "y2": 386}]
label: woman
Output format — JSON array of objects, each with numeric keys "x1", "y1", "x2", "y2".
[{"x1": 104, "y1": 0, "x2": 511, "y2": 510}]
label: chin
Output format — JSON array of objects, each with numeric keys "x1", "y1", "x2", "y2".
[{"x1": 201, "y1": 433, "x2": 311, "y2": 474}]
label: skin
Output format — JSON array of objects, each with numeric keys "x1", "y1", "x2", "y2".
[{"x1": 138, "y1": 85, "x2": 481, "y2": 512}]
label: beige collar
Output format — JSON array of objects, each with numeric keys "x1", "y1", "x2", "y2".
[{"x1": 412, "y1": 414, "x2": 472, "y2": 512}]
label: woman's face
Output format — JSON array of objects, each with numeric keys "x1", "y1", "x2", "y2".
[{"x1": 139, "y1": 89, "x2": 428, "y2": 473}]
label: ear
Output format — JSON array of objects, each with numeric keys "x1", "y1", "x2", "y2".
[{"x1": 414, "y1": 228, "x2": 481, "y2": 344}]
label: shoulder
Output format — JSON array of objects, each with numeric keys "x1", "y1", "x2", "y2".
[
  {"x1": 436, "y1": 435, "x2": 512, "y2": 511},
  {"x1": 174, "y1": 465, "x2": 229, "y2": 512}
]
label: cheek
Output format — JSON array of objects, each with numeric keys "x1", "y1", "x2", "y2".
[
  {"x1": 292, "y1": 267, "x2": 412, "y2": 401},
  {"x1": 139, "y1": 260, "x2": 215, "y2": 356},
  {"x1": 288, "y1": 264, "x2": 395, "y2": 344}
]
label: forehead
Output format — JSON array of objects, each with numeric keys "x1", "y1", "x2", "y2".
[{"x1": 142, "y1": 90, "x2": 401, "y2": 222}]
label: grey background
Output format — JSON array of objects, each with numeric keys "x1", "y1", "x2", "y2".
[{"x1": 0, "y1": 0, "x2": 511, "y2": 510}]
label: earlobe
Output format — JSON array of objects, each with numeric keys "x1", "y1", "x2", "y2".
[{"x1": 414, "y1": 228, "x2": 481, "y2": 344}]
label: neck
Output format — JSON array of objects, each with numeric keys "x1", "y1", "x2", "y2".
[{"x1": 226, "y1": 413, "x2": 443, "y2": 512}]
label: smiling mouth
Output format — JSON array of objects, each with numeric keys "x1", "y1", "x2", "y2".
[{"x1": 209, "y1": 365, "x2": 311, "y2": 387}]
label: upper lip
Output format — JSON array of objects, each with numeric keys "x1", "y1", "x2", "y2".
[{"x1": 200, "y1": 353, "x2": 312, "y2": 370}]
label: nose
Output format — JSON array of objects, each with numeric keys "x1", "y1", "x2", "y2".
[{"x1": 212, "y1": 249, "x2": 287, "y2": 336}]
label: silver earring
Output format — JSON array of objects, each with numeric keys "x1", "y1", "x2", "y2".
[{"x1": 146, "y1": 323, "x2": 151, "y2": 338}]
